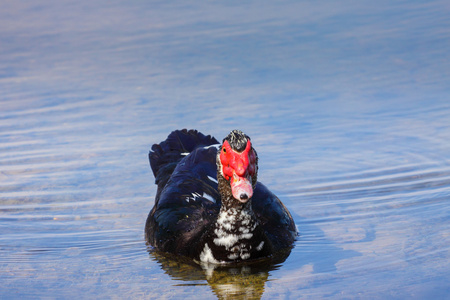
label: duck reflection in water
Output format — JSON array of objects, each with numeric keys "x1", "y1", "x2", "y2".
[{"x1": 148, "y1": 247, "x2": 292, "y2": 299}]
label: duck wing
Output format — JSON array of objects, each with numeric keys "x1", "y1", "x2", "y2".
[
  {"x1": 252, "y1": 183, "x2": 298, "y2": 251},
  {"x1": 146, "y1": 129, "x2": 221, "y2": 255}
]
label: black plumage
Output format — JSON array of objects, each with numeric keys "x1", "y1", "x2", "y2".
[{"x1": 145, "y1": 129, "x2": 297, "y2": 264}]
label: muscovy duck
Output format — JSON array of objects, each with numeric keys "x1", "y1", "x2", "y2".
[{"x1": 145, "y1": 129, "x2": 297, "y2": 264}]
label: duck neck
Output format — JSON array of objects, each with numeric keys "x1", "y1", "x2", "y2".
[
  {"x1": 198, "y1": 175, "x2": 270, "y2": 263},
  {"x1": 216, "y1": 198, "x2": 256, "y2": 232},
  {"x1": 215, "y1": 172, "x2": 259, "y2": 234},
  {"x1": 210, "y1": 198, "x2": 259, "y2": 259}
]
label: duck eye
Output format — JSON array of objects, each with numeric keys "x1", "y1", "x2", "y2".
[{"x1": 222, "y1": 147, "x2": 226, "y2": 153}]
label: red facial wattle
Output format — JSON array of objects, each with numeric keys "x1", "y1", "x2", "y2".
[{"x1": 220, "y1": 140, "x2": 256, "y2": 202}]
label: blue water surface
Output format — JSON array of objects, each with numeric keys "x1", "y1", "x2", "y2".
[{"x1": 1, "y1": 0, "x2": 449, "y2": 299}]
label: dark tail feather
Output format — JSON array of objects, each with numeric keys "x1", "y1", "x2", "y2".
[{"x1": 149, "y1": 129, "x2": 219, "y2": 185}]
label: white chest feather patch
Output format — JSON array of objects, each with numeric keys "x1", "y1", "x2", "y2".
[{"x1": 212, "y1": 207, "x2": 260, "y2": 261}]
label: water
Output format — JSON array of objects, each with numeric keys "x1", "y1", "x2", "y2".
[{"x1": 1, "y1": 0, "x2": 449, "y2": 299}]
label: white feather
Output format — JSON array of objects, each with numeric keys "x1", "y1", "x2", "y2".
[
  {"x1": 203, "y1": 193, "x2": 216, "y2": 203},
  {"x1": 207, "y1": 175, "x2": 218, "y2": 184},
  {"x1": 199, "y1": 243, "x2": 220, "y2": 264}
]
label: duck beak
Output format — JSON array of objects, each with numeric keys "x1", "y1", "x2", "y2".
[{"x1": 230, "y1": 172, "x2": 253, "y2": 203}]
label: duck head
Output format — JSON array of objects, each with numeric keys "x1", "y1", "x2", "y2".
[{"x1": 217, "y1": 130, "x2": 258, "y2": 204}]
